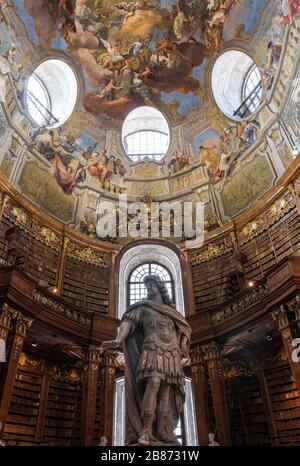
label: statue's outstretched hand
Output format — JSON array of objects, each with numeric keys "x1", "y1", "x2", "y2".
[
  {"x1": 181, "y1": 356, "x2": 191, "y2": 367},
  {"x1": 101, "y1": 340, "x2": 120, "y2": 349}
]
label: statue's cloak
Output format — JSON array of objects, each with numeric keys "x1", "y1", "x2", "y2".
[{"x1": 121, "y1": 300, "x2": 191, "y2": 445}]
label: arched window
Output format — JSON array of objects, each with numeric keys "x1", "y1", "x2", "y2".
[
  {"x1": 212, "y1": 51, "x2": 262, "y2": 120},
  {"x1": 118, "y1": 243, "x2": 185, "y2": 318},
  {"x1": 128, "y1": 262, "x2": 174, "y2": 306},
  {"x1": 25, "y1": 59, "x2": 78, "y2": 128},
  {"x1": 122, "y1": 107, "x2": 170, "y2": 162}
]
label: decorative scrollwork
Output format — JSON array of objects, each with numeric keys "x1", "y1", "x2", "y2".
[
  {"x1": 68, "y1": 246, "x2": 108, "y2": 268},
  {"x1": 33, "y1": 290, "x2": 92, "y2": 328},
  {"x1": 193, "y1": 241, "x2": 233, "y2": 264}
]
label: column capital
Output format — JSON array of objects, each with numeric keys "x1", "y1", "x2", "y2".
[
  {"x1": 272, "y1": 304, "x2": 292, "y2": 330},
  {"x1": 0, "y1": 304, "x2": 33, "y2": 337},
  {"x1": 202, "y1": 341, "x2": 223, "y2": 361},
  {"x1": 0, "y1": 303, "x2": 16, "y2": 329},
  {"x1": 190, "y1": 345, "x2": 205, "y2": 365},
  {"x1": 14, "y1": 313, "x2": 33, "y2": 336},
  {"x1": 292, "y1": 294, "x2": 300, "y2": 322},
  {"x1": 83, "y1": 345, "x2": 102, "y2": 363},
  {"x1": 100, "y1": 349, "x2": 120, "y2": 368}
]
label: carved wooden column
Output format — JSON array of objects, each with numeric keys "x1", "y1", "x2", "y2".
[
  {"x1": 55, "y1": 236, "x2": 69, "y2": 295},
  {"x1": 0, "y1": 304, "x2": 15, "y2": 387},
  {"x1": 34, "y1": 362, "x2": 51, "y2": 442},
  {"x1": 0, "y1": 193, "x2": 9, "y2": 226},
  {"x1": 272, "y1": 305, "x2": 300, "y2": 394},
  {"x1": 190, "y1": 346, "x2": 209, "y2": 445},
  {"x1": 183, "y1": 250, "x2": 196, "y2": 315},
  {"x1": 0, "y1": 305, "x2": 33, "y2": 432},
  {"x1": 293, "y1": 294, "x2": 300, "y2": 335},
  {"x1": 98, "y1": 350, "x2": 116, "y2": 444},
  {"x1": 289, "y1": 181, "x2": 300, "y2": 217},
  {"x1": 81, "y1": 345, "x2": 101, "y2": 446},
  {"x1": 202, "y1": 342, "x2": 231, "y2": 446},
  {"x1": 108, "y1": 253, "x2": 117, "y2": 318}
]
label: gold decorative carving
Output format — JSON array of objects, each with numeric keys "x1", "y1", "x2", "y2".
[
  {"x1": 68, "y1": 246, "x2": 107, "y2": 268},
  {"x1": 239, "y1": 191, "x2": 296, "y2": 244},
  {"x1": 0, "y1": 303, "x2": 16, "y2": 329},
  {"x1": 193, "y1": 241, "x2": 232, "y2": 264},
  {"x1": 19, "y1": 352, "x2": 43, "y2": 369},
  {"x1": 50, "y1": 365, "x2": 82, "y2": 383},
  {"x1": 15, "y1": 314, "x2": 33, "y2": 336},
  {"x1": 84, "y1": 345, "x2": 102, "y2": 363},
  {"x1": 33, "y1": 290, "x2": 92, "y2": 328},
  {"x1": 11, "y1": 206, "x2": 27, "y2": 226},
  {"x1": 212, "y1": 283, "x2": 269, "y2": 324},
  {"x1": 224, "y1": 360, "x2": 256, "y2": 379},
  {"x1": 39, "y1": 227, "x2": 60, "y2": 247},
  {"x1": 201, "y1": 342, "x2": 223, "y2": 361}
]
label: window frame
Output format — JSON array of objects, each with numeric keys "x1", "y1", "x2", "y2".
[
  {"x1": 26, "y1": 72, "x2": 52, "y2": 127},
  {"x1": 127, "y1": 261, "x2": 175, "y2": 307},
  {"x1": 124, "y1": 129, "x2": 169, "y2": 163},
  {"x1": 239, "y1": 63, "x2": 263, "y2": 116}
]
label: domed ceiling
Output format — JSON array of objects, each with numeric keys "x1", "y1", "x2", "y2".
[
  {"x1": 0, "y1": 0, "x2": 299, "y2": 237},
  {"x1": 16, "y1": 0, "x2": 272, "y2": 120}
]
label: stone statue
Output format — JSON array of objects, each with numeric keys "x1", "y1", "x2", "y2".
[{"x1": 102, "y1": 274, "x2": 191, "y2": 446}]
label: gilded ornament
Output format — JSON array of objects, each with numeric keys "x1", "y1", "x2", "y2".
[
  {"x1": 69, "y1": 247, "x2": 107, "y2": 267},
  {"x1": 194, "y1": 242, "x2": 232, "y2": 264}
]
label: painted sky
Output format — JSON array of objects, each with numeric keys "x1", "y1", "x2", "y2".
[
  {"x1": 223, "y1": 0, "x2": 267, "y2": 39},
  {"x1": 193, "y1": 128, "x2": 220, "y2": 157},
  {"x1": 14, "y1": 0, "x2": 40, "y2": 45},
  {"x1": 161, "y1": 91, "x2": 200, "y2": 116}
]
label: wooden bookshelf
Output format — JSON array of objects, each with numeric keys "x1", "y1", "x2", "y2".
[
  {"x1": 241, "y1": 208, "x2": 300, "y2": 281},
  {"x1": 4, "y1": 366, "x2": 42, "y2": 445},
  {"x1": 62, "y1": 258, "x2": 109, "y2": 314},
  {"x1": 235, "y1": 377, "x2": 270, "y2": 446},
  {"x1": 265, "y1": 362, "x2": 300, "y2": 445},
  {"x1": 192, "y1": 253, "x2": 237, "y2": 311},
  {"x1": 43, "y1": 379, "x2": 82, "y2": 446}
]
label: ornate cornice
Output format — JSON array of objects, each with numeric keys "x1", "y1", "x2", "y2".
[
  {"x1": 67, "y1": 246, "x2": 108, "y2": 268},
  {"x1": 272, "y1": 304, "x2": 293, "y2": 330},
  {"x1": 50, "y1": 365, "x2": 82, "y2": 384},
  {"x1": 211, "y1": 283, "x2": 270, "y2": 325},
  {"x1": 3, "y1": 198, "x2": 62, "y2": 250},
  {"x1": 33, "y1": 290, "x2": 92, "y2": 328},
  {"x1": 224, "y1": 360, "x2": 257, "y2": 379},
  {"x1": 83, "y1": 345, "x2": 102, "y2": 363},
  {"x1": 238, "y1": 191, "x2": 296, "y2": 245},
  {"x1": 201, "y1": 341, "x2": 223, "y2": 361},
  {"x1": 193, "y1": 240, "x2": 233, "y2": 265}
]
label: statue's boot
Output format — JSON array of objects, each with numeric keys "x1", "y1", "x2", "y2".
[
  {"x1": 138, "y1": 410, "x2": 155, "y2": 445},
  {"x1": 138, "y1": 431, "x2": 150, "y2": 445},
  {"x1": 156, "y1": 411, "x2": 179, "y2": 444}
]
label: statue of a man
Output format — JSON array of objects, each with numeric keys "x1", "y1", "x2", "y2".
[{"x1": 102, "y1": 274, "x2": 191, "y2": 446}]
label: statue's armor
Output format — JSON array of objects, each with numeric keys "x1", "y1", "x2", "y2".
[{"x1": 134, "y1": 307, "x2": 185, "y2": 385}]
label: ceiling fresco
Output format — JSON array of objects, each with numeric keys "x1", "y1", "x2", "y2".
[{"x1": 13, "y1": 0, "x2": 273, "y2": 122}]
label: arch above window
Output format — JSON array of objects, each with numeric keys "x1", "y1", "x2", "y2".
[
  {"x1": 117, "y1": 243, "x2": 185, "y2": 318},
  {"x1": 25, "y1": 59, "x2": 78, "y2": 128}
]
